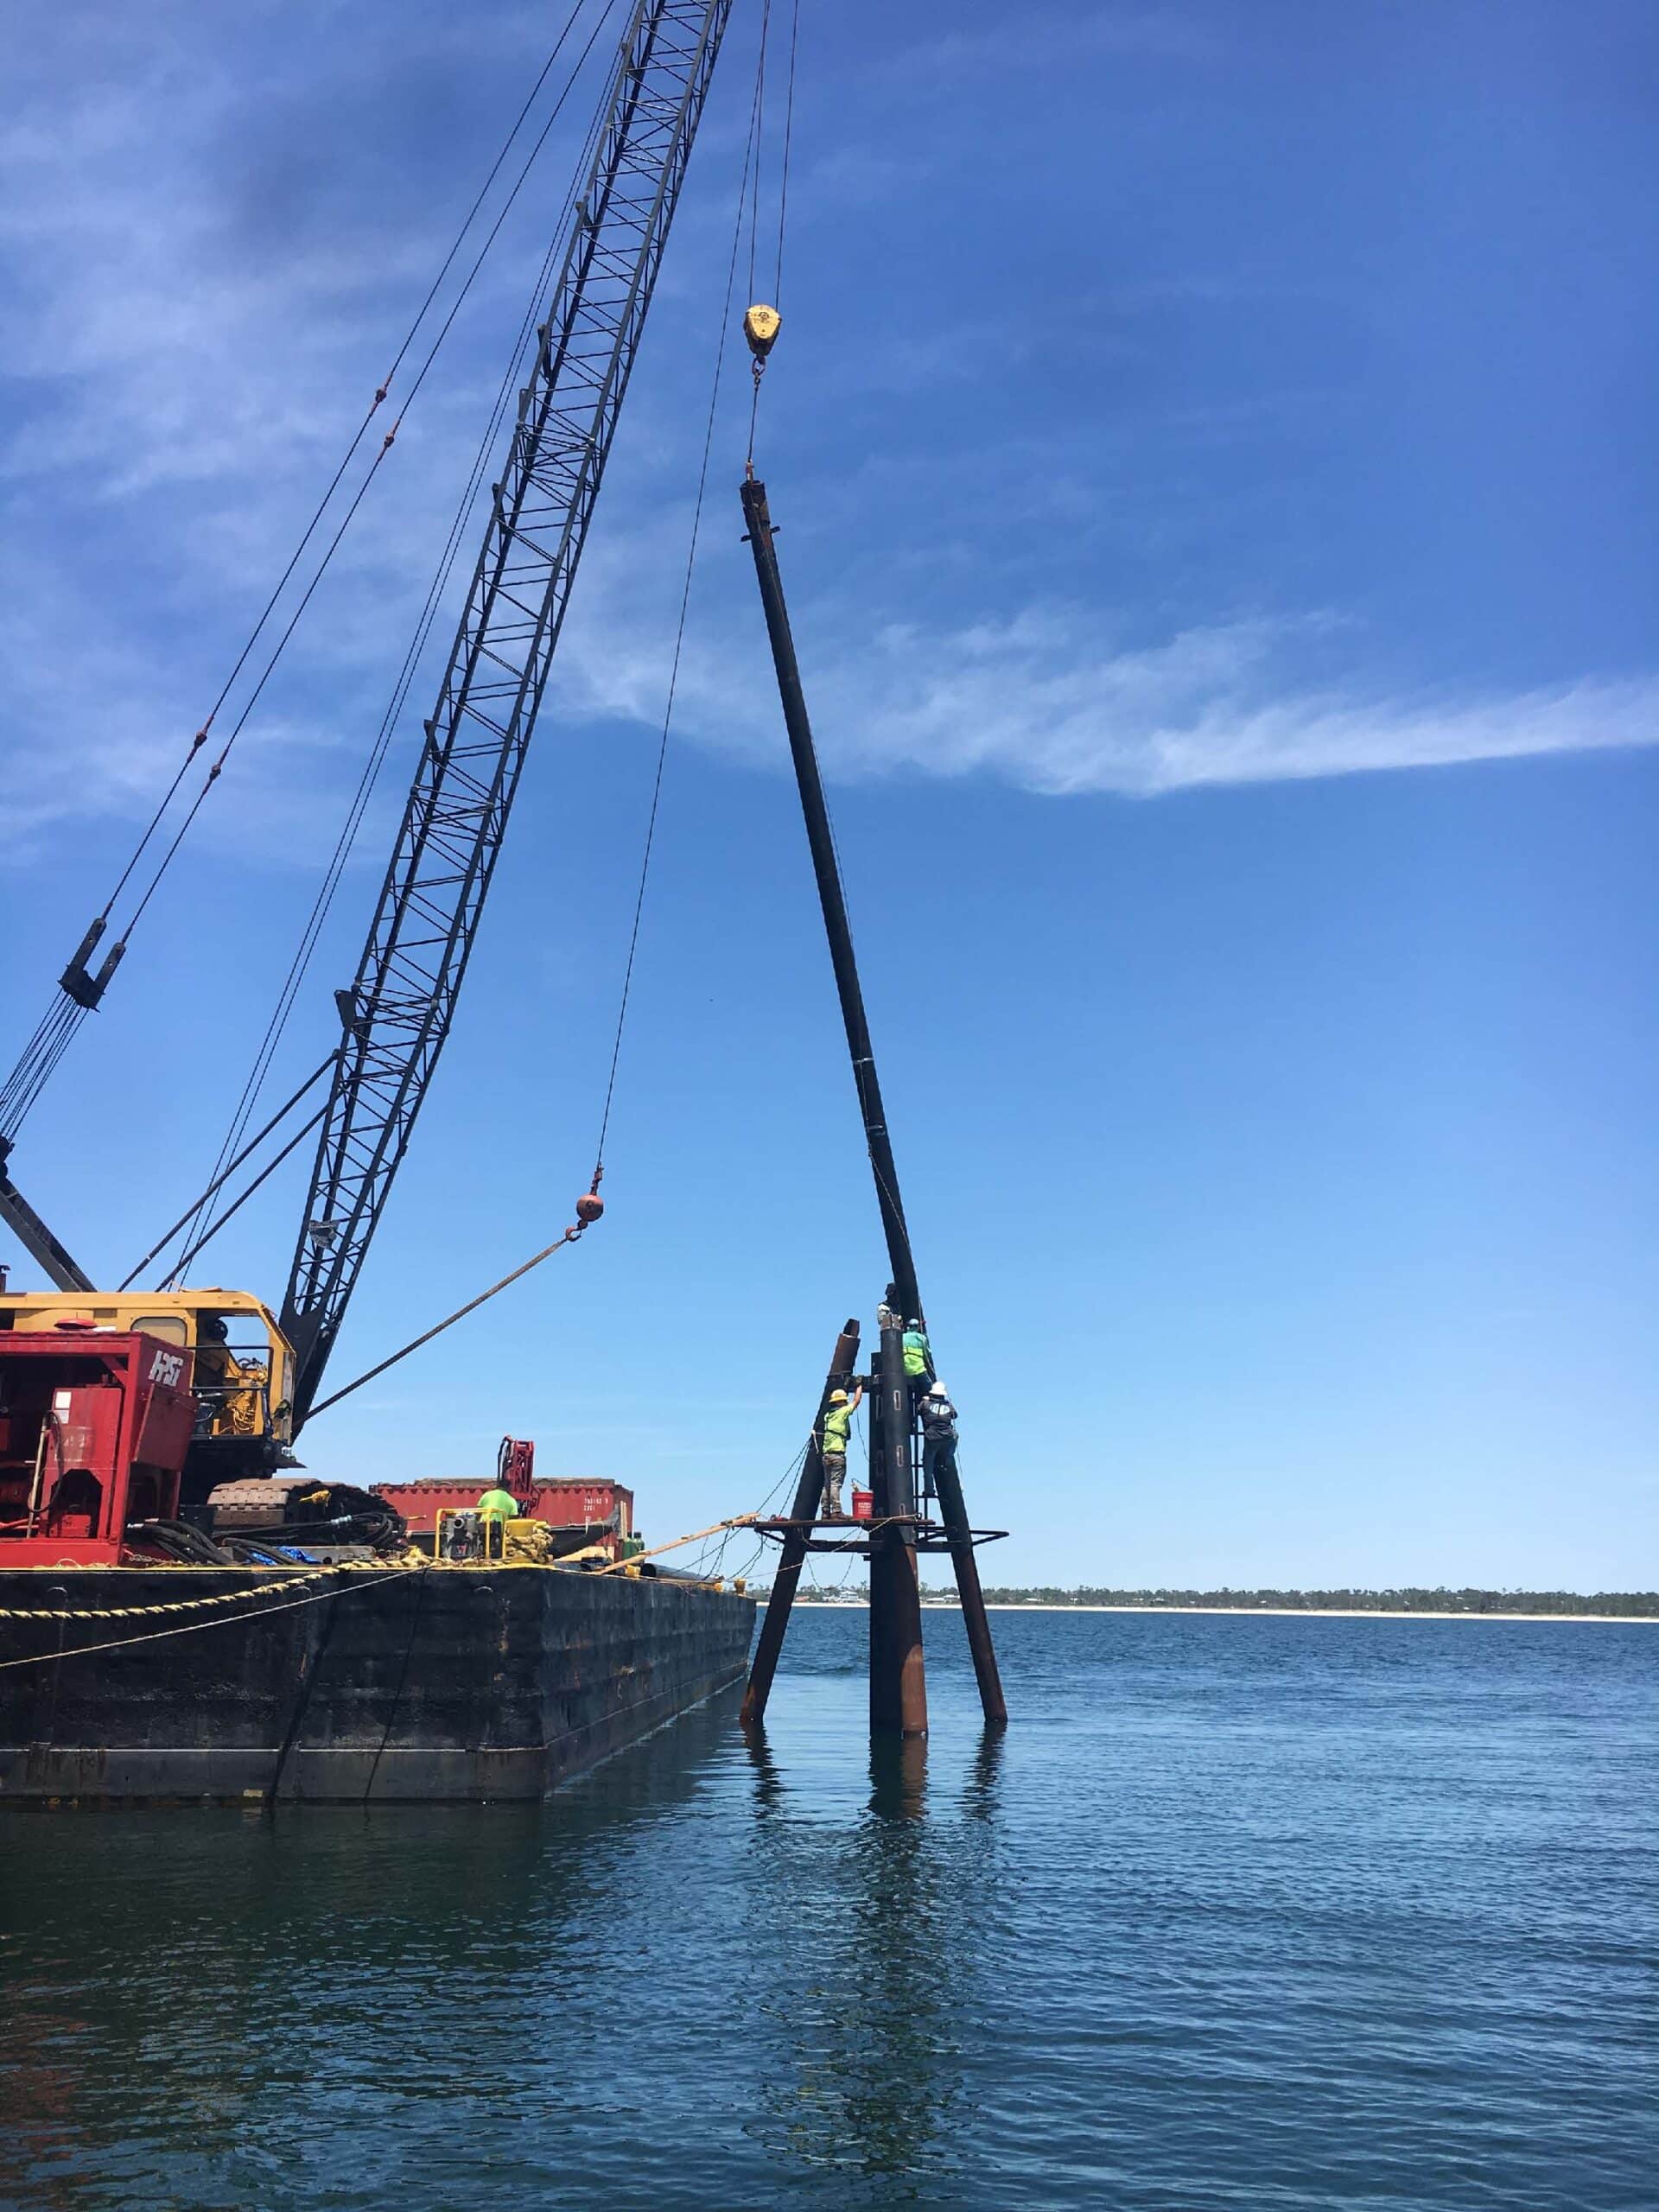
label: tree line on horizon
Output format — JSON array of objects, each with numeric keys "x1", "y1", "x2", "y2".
[
  {"x1": 969, "y1": 1586, "x2": 1659, "y2": 1617},
  {"x1": 789, "y1": 1586, "x2": 1658, "y2": 1616}
]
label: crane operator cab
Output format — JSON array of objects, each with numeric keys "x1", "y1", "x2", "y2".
[{"x1": 0, "y1": 1288, "x2": 295, "y2": 1506}]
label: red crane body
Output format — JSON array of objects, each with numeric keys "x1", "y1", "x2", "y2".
[{"x1": 0, "y1": 1329, "x2": 195, "y2": 1567}]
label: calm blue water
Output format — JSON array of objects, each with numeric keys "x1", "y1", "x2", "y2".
[{"x1": 2, "y1": 1607, "x2": 1655, "y2": 2209}]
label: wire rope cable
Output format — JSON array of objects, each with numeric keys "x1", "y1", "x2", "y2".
[
  {"x1": 97, "y1": 0, "x2": 600, "y2": 934},
  {"x1": 0, "y1": 999, "x2": 83, "y2": 1138},
  {"x1": 772, "y1": 0, "x2": 799, "y2": 309},
  {"x1": 119, "y1": 0, "x2": 621, "y2": 948},
  {"x1": 746, "y1": 0, "x2": 771, "y2": 307},
  {"x1": 302, "y1": 54, "x2": 779, "y2": 1424},
  {"x1": 175, "y1": 34, "x2": 622, "y2": 1270},
  {"x1": 0, "y1": 0, "x2": 618, "y2": 1146},
  {"x1": 117, "y1": 1052, "x2": 336, "y2": 1290},
  {"x1": 176, "y1": 211, "x2": 596, "y2": 1269},
  {"x1": 156, "y1": 1101, "x2": 329, "y2": 1288},
  {"x1": 750, "y1": 14, "x2": 899, "y2": 1275},
  {"x1": 590, "y1": 19, "x2": 769, "y2": 1177},
  {"x1": 742, "y1": 0, "x2": 797, "y2": 482}
]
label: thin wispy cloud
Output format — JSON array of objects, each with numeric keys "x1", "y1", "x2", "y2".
[
  {"x1": 2, "y1": 0, "x2": 1653, "y2": 868},
  {"x1": 798, "y1": 612, "x2": 1659, "y2": 795},
  {"x1": 0, "y1": 6, "x2": 608, "y2": 859},
  {"x1": 550, "y1": 556, "x2": 1659, "y2": 798}
]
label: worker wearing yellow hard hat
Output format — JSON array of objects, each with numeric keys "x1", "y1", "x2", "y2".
[{"x1": 819, "y1": 1380, "x2": 862, "y2": 1520}]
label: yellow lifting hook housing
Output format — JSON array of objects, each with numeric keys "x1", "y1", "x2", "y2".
[{"x1": 743, "y1": 302, "x2": 781, "y2": 360}]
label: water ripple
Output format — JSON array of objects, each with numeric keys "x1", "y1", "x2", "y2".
[{"x1": 2, "y1": 1611, "x2": 1655, "y2": 2209}]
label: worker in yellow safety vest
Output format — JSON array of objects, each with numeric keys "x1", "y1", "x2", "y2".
[
  {"x1": 819, "y1": 1383, "x2": 862, "y2": 1520},
  {"x1": 469, "y1": 1482, "x2": 520, "y2": 1560},
  {"x1": 901, "y1": 1321, "x2": 933, "y2": 1416}
]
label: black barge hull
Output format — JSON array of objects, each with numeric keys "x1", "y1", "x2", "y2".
[{"x1": 0, "y1": 1567, "x2": 755, "y2": 1803}]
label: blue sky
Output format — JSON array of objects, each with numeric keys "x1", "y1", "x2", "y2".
[{"x1": 2, "y1": 0, "x2": 1654, "y2": 1588}]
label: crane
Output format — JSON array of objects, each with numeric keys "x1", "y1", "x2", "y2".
[
  {"x1": 281, "y1": 0, "x2": 734, "y2": 1425},
  {"x1": 0, "y1": 0, "x2": 737, "y2": 1476}
]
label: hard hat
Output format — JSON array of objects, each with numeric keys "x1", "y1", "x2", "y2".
[
  {"x1": 829, "y1": 1389, "x2": 849, "y2": 1403},
  {"x1": 925, "y1": 1380, "x2": 949, "y2": 1399}
]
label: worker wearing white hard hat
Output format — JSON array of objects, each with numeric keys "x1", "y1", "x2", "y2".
[{"x1": 921, "y1": 1382, "x2": 958, "y2": 1503}]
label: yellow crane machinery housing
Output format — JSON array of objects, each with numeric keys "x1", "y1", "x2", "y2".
[{"x1": 0, "y1": 1289, "x2": 295, "y2": 1461}]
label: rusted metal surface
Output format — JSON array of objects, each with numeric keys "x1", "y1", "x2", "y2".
[
  {"x1": 868, "y1": 1323, "x2": 926, "y2": 1737},
  {"x1": 869, "y1": 1532, "x2": 927, "y2": 1737}
]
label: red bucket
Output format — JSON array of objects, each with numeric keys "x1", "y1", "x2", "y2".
[{"x1": 851, "y1": 1489, "x2": 874, "y2": 1522}]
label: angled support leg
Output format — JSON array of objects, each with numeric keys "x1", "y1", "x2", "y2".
[{"x1": 741, "y1": 1318, "x2": 860, "y2": 1726}]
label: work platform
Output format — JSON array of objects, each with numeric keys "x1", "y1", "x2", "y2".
[{"x1": 751, "y1": 1516, "x2": 1007, "y2": 1559}]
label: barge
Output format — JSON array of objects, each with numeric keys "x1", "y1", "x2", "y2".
[
  {"x1": 0, "y1": 3, "x2": 791, "y2": 1796},
  {"x1": 0, "y1": 1563, "x2": 753, "y2": 1805},
  {"x1": 0, "y1": 1296, "x2": 753, "y2": 1803}
]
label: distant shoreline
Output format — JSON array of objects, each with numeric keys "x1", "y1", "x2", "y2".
[
  {"x1": 982, "y1": 1605, "x2": 1656, "y2": 1623},
  {"x1": 794, "y1": 1601, "x2": 1655, "y2": 1623}
]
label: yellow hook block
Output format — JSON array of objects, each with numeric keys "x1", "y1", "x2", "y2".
[{"x1": 743, "y1": 303, "x2": 781, "y2": 360}]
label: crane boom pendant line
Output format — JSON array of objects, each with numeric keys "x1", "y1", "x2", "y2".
[
  {"x1": 738, "y1": 474, "x2": 1007, "y2": 1726},
  {"x1": 280, "y1": 0, "x2": 736, "y2": 1425}
]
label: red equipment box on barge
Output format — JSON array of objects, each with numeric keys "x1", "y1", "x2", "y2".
[
  {"x1": 0, "y1": 1328, "x2": 195, "y2": 1567},
  {"x1": 373, "y1": 1439, "x2": 632, "y2": 1550},
  {"x1": 375, "y1": 1479, "x2": 633, "y2": 1539}
]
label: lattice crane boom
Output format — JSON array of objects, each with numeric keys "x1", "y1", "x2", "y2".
[{"x1": 281, "y1": 0, "x2": 734, "y2": 1425}]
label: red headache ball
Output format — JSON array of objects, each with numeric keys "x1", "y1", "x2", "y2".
[{"x1": 575, "y1": 1192, "x2": 605, "y2": 1225}]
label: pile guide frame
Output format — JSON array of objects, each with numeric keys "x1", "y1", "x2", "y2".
[
  {"x1": 749, "y1": 1520, "x2": 1009, "y2": 1555},
  {"x1": 736, "y1": 477, "x2": 1007, "y2": 1737}
]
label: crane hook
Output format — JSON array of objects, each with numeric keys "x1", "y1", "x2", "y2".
[
  {"x1": 575, "y1": 1160, "x2": 605, "y2": 1229},
  {"x1": 743, "y1": 303, "x2": 781, "y2": 360}
]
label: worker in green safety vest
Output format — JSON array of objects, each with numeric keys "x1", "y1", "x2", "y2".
[
  {"x1": 477, "y1": 1485, "x2": 518, "y2": 1549},
  {"x1": 819, "y1": 1382, "x2": 862, "y2": 1520},
  {"x1": 901, "y1": 1321, "x2": 933, "y2": 1417}
]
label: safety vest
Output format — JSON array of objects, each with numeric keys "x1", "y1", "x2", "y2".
[
  {"x1": 822, "y1": 1405, "x2": 853, "y2": 1457},
  {"x1": 901, "y1": 1331, "x2": 931, "y2": 1378},
  {"x1": 475, "y1": 1488, "x2": 518, "y2": 1519}
]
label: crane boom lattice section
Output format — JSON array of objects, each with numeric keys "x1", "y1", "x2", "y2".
[{"x1": 282, "y1": 0, "x2": 734, "y2": 1423}]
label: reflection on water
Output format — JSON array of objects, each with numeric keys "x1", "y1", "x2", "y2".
[
  {"x1": 741, "y1": 1728, "x2": 974, "y2": 2189},
  {"x1": 962, "y1": 1719, "x2": 1006, "y2": 1821},
  {"x1": 3, "y1": 1610, "x2": 1656, "y2": 2210},
  {"x1": 867, "y1": 1731, "x2": 930, "y2": 1823},
  {"x1": 741, "y1": 1717, "x2": 785, "y2": 1818}
]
